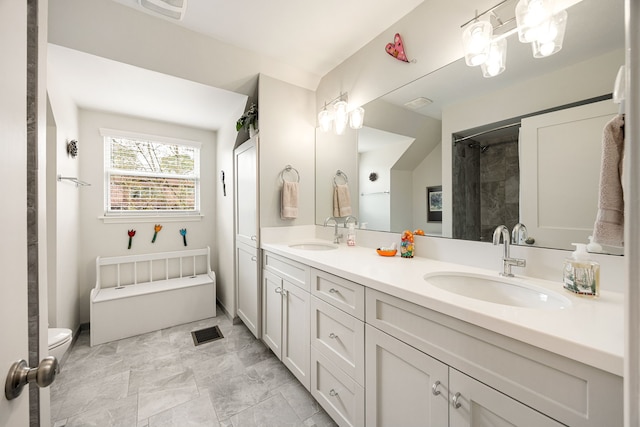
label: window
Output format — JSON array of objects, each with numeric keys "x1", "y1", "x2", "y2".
[{"x1": 103, "y1": 130, "x2": 200, "y2": 215}]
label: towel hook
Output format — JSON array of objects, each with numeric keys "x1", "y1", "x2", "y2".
[
  {"x1": 333, "y1": 170, "x2": 348, "y2": 187},
  {"x1": 279, "y1": 165, "x2": 300, "y2": 183}
]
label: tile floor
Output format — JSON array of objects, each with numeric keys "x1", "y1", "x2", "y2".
[{"x1": 50, "y1": 312, "x2": 337, "y2": 427}]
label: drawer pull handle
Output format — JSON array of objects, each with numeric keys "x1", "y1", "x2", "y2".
[
  {"x1": 329, "y1": 389, "x2": 339, "y2": 397},
  {"x1": 452, "y1": 392, "x2": 462, "y2": 409},
  {"x1": 329, "y1": 288, "x2": 339, "y2": 294},
  {"x1": 329, "y1": 333, "x2": 338, "y2": 339},
  {"x1": 275, "y1": 287, "x2": 282, "y2": 294},
  {"x1": 432, "y1": 380, "x2": 441, "y2": 396}
]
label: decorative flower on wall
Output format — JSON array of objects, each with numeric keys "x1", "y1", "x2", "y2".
[
  {"x1": 127, "y1": 229, "x2": 136, "y2": 249},
  {"x1": 180, "y1": 228, "x2": 187, "y2": 246},
  {"x1": 152, "y1": 224, "x2": 162, "y2": 243},
  {"x1": 67, "y1": 140, "x2": 78, "y2": 158}
]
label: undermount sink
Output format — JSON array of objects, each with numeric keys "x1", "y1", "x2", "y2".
[
  {"x1": 288, "y1": 242, "x2": 338, "y2": 251},
  {"x1": 424, "y1": 272, "x2": 571, "y2": 310}
]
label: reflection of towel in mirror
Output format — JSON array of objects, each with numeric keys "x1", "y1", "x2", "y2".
[
  {"x1": 333, "y1": 183, "x2": 352, "y2": 217},
  {"x1": 281, "y1": 181, "x2": 299, "y2": 220},
  {"x1": 593, "y1": 114, "x2": 625, "y2": 247}
]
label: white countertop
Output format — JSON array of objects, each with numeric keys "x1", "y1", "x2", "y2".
[{"x1": 262, "y1": 240, "x2": 624, "y2": 376}]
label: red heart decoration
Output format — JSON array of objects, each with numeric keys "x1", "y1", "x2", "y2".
[{"x1": 385, "y1": 33, "x2": 409, "y2": 63}]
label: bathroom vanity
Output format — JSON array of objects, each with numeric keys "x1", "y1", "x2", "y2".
[{"x1": 261, "y1": 241, "x2": 623, "y2": 427}]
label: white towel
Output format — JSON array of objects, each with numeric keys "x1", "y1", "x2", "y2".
[
  {"x1": 593, "y1": 114, "x2": 625, "y2": 247},
  {"x1": 281, "y1": 181, "x2": 299, "y2": 220},
  {"x1": 333, "y1": 183, "x2": 352, "y2": 217}
]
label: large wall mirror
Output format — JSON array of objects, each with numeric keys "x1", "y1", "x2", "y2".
[{"x1": 315, "y1": 0, "x2": 624, "y2": 254}]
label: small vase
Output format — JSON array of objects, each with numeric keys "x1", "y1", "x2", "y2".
[{"x1": 248, "y1": 124, "x2": 257, "y2": 138}]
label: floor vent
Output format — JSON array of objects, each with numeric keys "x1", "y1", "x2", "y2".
[{"x1": 191, "y1": 325, "x2": 224, "y2": 346}]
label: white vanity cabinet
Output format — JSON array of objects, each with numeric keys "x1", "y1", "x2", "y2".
[
  {"x1": 310, "y1": 268, "x2": 365, "y2": 427},
  {"x1": 366, "y1": 288, "x2": 623, "y2": 427},
  {"x1": 262, "y1": 251, "x2": 311, "y2": 389}
]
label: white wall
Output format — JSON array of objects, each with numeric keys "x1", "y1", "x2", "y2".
[
  {"x1": 316, "y1": 0, "x2": 496, "y2": 110},
  {"x1": 76, "y1": 109, "x2": 217, "y2": 323},
  {"x1": 47, "y1": 59, "x2": 81, "y2": 332},
  {"x1": 215, "y1": 103, "x2": 245, "y2": 318},
  {"x1": 412, "y1": 142, "x2": 442, "y2": 235},
  {"x1": 258, "y1": 74, "x2": 316, "y2": 228}
]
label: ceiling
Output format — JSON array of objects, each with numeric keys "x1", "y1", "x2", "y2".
[
  {"x1": 48, "y1": 0, "x2": 424, "y2": 131},
  {"x1": 110, "y1": 0, "x2": 424, "y2": 78}
]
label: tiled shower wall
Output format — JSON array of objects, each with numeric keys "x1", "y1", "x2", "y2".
[{"x1": 452, "y1": 138, "x2": 520, "y2": 242}]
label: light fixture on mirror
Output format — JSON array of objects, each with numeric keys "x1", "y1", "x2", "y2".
[
  {"x1": 461, "y1": 0, "x2": 568, "y2": 78},
  {"x1": 318, "y1": 93, "x2": 366, "y2": 135}
]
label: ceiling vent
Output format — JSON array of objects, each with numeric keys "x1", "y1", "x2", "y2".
[{"x1": 138, "y1": 0, "x2": 187, "y2": 20}]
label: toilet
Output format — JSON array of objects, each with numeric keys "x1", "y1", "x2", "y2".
[{"x1": 48, "y1": 328, "x2": 72, "y2": 362}]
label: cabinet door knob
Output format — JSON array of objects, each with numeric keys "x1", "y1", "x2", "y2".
[
  {"x1": 432, "y1": 380, "x2": 441, "y2": 396},
  {"x1": 275, "y1": 287, "x2": 282, "y2": 294},
  {"x1": 251, "y1": 256, "x2": 257, "y2": 262},
  {"x1": 328, "y1": 288, "x2": 338, "y2": 294},
  {"x1": 452, "y1": 392, "x2": 462, "y2": 409},
  {"x1": 329, "y1": 388, "x2": 339, "y2": 397},
  {"x1": 251, "y1": 235, "x2": 257, "y2": 241},
  {"x1": 329, "y1": 333, "x2": 338, "y2": 339}
]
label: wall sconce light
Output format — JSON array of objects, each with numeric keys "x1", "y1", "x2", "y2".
[
  {"x1": 318, "y1": 93, "x2": 365, "y2": 134},
  {"x1": 461, "y1": 0, "x2": 568, "y2": 78}
]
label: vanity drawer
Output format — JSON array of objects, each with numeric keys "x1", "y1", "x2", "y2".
[
  {"x1": 311, "y1": 268, "x2": 364, "y2": 320},
  {"x1": 311, "y1": 348, "x2": 364, "y2": 427},
  {"x1": 311, "y1": 296, "x2": 364, "y2": 385},
  {"x1": 263, "y1": 251, "x2": 310, "y2": 291}
]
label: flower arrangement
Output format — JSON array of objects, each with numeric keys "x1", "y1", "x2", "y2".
[{"x1": 236, "y1": 103, "x2": 258, "y2": 132}]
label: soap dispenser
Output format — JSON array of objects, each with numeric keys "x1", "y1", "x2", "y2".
[{"x1": 563, "y1": 243, "x2": 600, "y2": 297}]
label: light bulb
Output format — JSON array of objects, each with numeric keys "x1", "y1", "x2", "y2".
[
  {"x1": 463, "y1": 20, "x2": 493, "y2": 67},
  {"x1": 318, "y1": 108, "x2": 332, "y2": 132},
  {"x1": 349, "y1": 106, "x2": 365, "y2": 129},
  {"x1": 531, "y1": 10, "x2": 567, "y2": 58},
  {"x1": 515, "y1": 0, "x2": 554, "y2": 43},
  {"x1": 481, "y1": 37, "x2": 507, "y2": 78},
  {"x1": 333, "y1": 100, "x2": 348, "y2": 134}
]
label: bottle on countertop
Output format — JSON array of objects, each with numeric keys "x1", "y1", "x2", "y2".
[
  {"x1": 347, "y1": 223, "x2": 356, "y2": 246},
  {"x1": 563, "y1": 243, "x2": 600, "y2": 297}
]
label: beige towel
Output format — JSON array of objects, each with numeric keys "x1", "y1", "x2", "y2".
[
  {"x1": 281, "y1": 181, "x2": 298, "y2": 220},
  {"x1": 333, "y1": 183, "x2": 352, "y2": 217},
  {"x1": 593, "y1": 114, "x2": 625, "y2": 247}
]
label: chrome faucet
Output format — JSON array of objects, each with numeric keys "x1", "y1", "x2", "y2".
[
  {"x1": 511, "y1": 223, "x2": 528, "y2": 245},
  {"x1": 324, "y1": 216, "x2": 343, "y2": 244},
  {"x1": 343, "y1": 215, "x2": 358, "y2": 228},
  {"x1": 493, "y1": 225, "x2": 526, "y2": 277}
]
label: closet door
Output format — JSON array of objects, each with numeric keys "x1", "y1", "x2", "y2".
[
  {"x1": 519, "y1": 100, "x2": 617, "y2": 248},
  {"x1": 235, "y1": 138, "x2": 258, "y2": 248},
  {"x1": 235, "y1": 136, "x2": 260, "y2": 337}
]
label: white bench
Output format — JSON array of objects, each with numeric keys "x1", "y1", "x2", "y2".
[{"x1": 90, "y1": 247, "x2": 216, "y2": 346}]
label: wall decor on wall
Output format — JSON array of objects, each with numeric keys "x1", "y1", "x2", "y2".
[
  {"x1": 385, "y1": 33, "x2": 410, "y2": 63},
  {"x1": 427, "y1": 185, "x2": 443, "y2": 223},
  {"x1": 369, "y1": 172, "x2": 378, "y2": 182},
  {"x1": 180, "y1": 228, "x2": 188, "y2": 246},
  {"x1": 152, "y1": 224, "x2": 162, "y2": 243},
  {"x1": 127, "y1": 229, "x2": 136, "y2": 249},
  {"x1": 221, "y1": 170, "x2": 226, "y2": 196},
  {"x1": 67, "y1": 139, "x2": 78, "y2": 158}
]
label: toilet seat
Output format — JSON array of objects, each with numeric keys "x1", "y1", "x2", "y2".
[{"x1": 48, "y1": 328, "x2": 71, "y2": 349}]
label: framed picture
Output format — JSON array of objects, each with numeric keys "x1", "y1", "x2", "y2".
[{"x1": 427, "y1": 185, "x2": 442, "y2": 222}]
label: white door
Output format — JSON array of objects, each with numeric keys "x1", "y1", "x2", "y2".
[
  {"x1": 519, "y1": 100, "x2": 618, "y2": 249},
  {"x1": 262, "y1": 270, "x2": 283, "y2": 354},
  {"x1": 282, "y1": 281, "x2": 310, "y2": 390},
  {"x1": 236, "y1": 243, "x2": 260, "y2": 337},
  {"x1": 365, "y1": 324, "x2": 449, "y2": 427},
  {"x1": 235, "y1": 138, "x2": 258, "y2": 247},
  {"x1": 1, "y1": 1, "x2": 31, "y2": 425}
]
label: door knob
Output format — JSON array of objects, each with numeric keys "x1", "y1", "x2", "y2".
[{"x1": 5, "y1": 356, "x2": 59, "y2": 400}]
